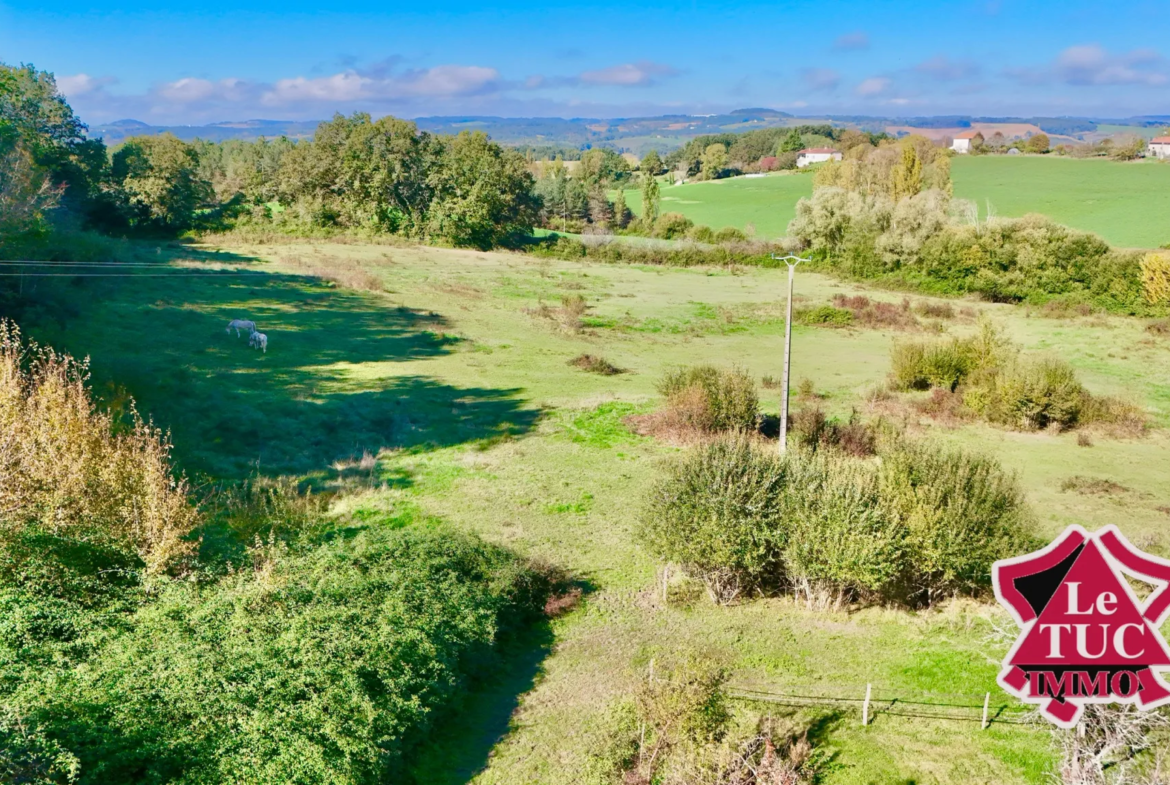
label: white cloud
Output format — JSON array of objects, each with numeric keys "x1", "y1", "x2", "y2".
[
  {"x1": 260, "y1": 65, "x2": 500, "y2": 107},
  {"x1": 57, "y1": 73, "x2": 117, "y2": 98},
  {"x1": 855, "y1": 77, "x2": 891, "y2": 97},
  {"x1": 159, "y1": 77, "x2": 253, "y2": 104},
  {"x1": 1007, "y1": 44, "x2": 1168, "y2": 87},
  {"x1": 578, "y1": 61, "x2": 678, "y2": 87},
  {"x1": 1056, "y1": 44, "x2": 1167, "y2": 86}
]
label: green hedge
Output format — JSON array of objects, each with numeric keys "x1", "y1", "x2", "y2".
[{"x1": 4, "y1": 526, "x2": 548, "y2": 785}]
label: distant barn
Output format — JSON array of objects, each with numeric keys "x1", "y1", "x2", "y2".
[
  {"x1": 951, "y1": 130, "x2": 983, "y2": 154},
  {"x1": 795, "y1": 147, "x2": 842, "y2": 168},
  {"x1": 1148, "y1": 136, "x2": 1170, "y2": 160}
]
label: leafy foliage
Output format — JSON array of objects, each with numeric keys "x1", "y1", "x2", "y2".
[
  {"x1": 16, "y1": 526, "x2": 548, "y2": 785},
  {"x1": 640, "y1": 433, "x2": 1033, "y2": 605},
  {"x1": 656, "y1": 365, "x2": 759, "y2": 435}
]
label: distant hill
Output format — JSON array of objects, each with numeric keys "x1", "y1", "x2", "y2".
[
  {"x1": 90, "y1": 119, "x2": 322, "y2": 145},
  {"x1": 87, "y1": 111, "x2": 1165, "y2": 155}
]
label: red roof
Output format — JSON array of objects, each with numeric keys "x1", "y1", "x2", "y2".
[
  {"x1": 1151, "y1": 136, "x2": 1170, "y2": 144},
  {"x1": 954, "y1": 130, "x2": 982, "y2": 139},
  {"x1": 798, "y1": 147, "x2": 840, "y2": 154}
]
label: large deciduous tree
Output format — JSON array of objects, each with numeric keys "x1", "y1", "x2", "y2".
[
  {"x1": 111, "y1": 133, "x2": 213, "y2": 231},
  {"x1": 425, "y1": 131, "x2": 538, "y2": 249}
]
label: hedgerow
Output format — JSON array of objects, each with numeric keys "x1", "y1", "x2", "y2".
[{"x1": 18, "y1": 525, "x2": 548, "y2": 785}]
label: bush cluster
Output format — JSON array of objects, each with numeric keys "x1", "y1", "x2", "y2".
[
  {"x1": 656, "y1": 365, "x2": 759, "y2": 435},
  {"x1": 788, "y1": 187, "x2": 1161, "y2": 316},
  {"x1": 640, "y1": 433, "x2": 1033, "y2": 606},
  {"x1": 20, "y1": 526, "x2": 547, "y2": 784},
  {"x1": 889, "y1": 321, "x2": 1144, "y2": 431}
]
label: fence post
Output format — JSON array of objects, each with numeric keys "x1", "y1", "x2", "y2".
[
  {"x1": 982, "y1": 693, "x2": 990, "y2": 730},
  {"x1": 862, "y1": 683, "x2": 872, "y2": 726}
]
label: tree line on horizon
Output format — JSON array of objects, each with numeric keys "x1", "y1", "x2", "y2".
[{"x1": 1, "y1": 62, "x2": 541, "y2": 251}]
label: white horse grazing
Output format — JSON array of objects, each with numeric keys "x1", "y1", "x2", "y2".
[
  {"x1": 249, "y1": 332, "x2": 268, "y2": 353},
  {"x1": 227, "y1": 319, "x2": 257, "y2": 337}
]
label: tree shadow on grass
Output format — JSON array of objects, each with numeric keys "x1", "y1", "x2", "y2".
[
  {"x1": 4, "y1": 255, "x2": 541, "y2": 479},
  {"x1": 409, "y1": 618, "x2": 556, "y2": 785}
]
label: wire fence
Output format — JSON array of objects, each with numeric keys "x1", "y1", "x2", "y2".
[{"x1": 728, "y1": 684, "x2": 1035, "y2": 728}]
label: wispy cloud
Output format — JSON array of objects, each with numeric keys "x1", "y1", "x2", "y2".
[
  {"x1": 855, "y1": 76, "x2": 891, "y2": 97},
  {"x1": 577, "y1": 61, "x2": 679, "y2": 87},
  {"x1": 915, "y1": 56, "x2": 980, "y2": 82},
  {"x1": 56, "y1": 73, "x2": 118, "y2": 98},
  {"x1": 801, "y1": 68, "x2": 841, "y2": 92},
  {"x1": 1005, "y1": 44, "x2": 1168, "y2": 87},
  {"x1": 834, "y1": 32, "x2": 869, "y2": 51}
]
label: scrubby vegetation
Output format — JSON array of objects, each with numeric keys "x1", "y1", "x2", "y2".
[
  {"x1": 788, "y1": 185, "x2": 1156, "y2": 315},
  {"x1": 640, "y1": 432, "x2": 1033, "y2": 606},
  {"x1": 584, "y1": 654, "x2": 828, "y2": 785},
  {"x1": 0, "y1": 322, "x2": 551, "y2": 784},
  {"x1": 889, "y1": 322, "x2": 1146, "y2": 431},
  {"x1": 633, "y1": 365, "x2": 758, "y2": 440}
]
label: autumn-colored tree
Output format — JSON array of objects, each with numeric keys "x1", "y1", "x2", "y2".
[
  {"x1": 891, "y1": 141, "x2": 923, "y2": 201},
  {"x1": 1026, "y1": 133, "x2": 1050, "y2": 154},
  {"x1": 1141, "y1": 252, "x2": 1170, "y2": 305},
  {"x1": 699, "y1": 143, "x2": 728, "y2": 180}
]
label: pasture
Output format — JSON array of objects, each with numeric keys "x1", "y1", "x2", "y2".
[
  {"x1": 618, "y1": 172, "x2": 814, "y2": 238},
  {"x1": 10, "y1": 241, "x2": 1170, "y2": 784},
  {"x1": 950, "y1": 156, "x2": 1170, "y2": 249},
  {"x1": 618, "y1": 157, "x2": 1170, "y2": 249}
]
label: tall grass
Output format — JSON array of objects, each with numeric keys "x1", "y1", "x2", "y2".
[{"x1": 0, "y1": 320, "x2": 196, "y2": 575}]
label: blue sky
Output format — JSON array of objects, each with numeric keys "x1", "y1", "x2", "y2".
[{"x1": 2, "y1": 0, "x2": 1168, "y2": 124}]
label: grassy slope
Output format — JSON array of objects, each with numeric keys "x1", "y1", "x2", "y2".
[
  {"x1": 619, "y1": 173, "x2": 814, "y2": 238},
  {"x1": 12, "y1": 242, "x2": 1170, "y2": 784},
  {"x1": 617, "y1": 157, "x2": 1170, "y2": 249},
  {"x1": 951, "y1": 156, "x2": 1170, "y2": 249}
]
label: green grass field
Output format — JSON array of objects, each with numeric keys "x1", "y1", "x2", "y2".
[
  {"x1": 951, "y1": 156, "x2": 1170, "y2": 249},
  {"x1": 10, "y1": 242, "x2": 1170, "y2": 784},
  {"x1": 618, "y1": 157, "x2": 1170, "y2": 249},
  {"x1": 619, "y1": 172, "x2": 814, "y2": 239}
]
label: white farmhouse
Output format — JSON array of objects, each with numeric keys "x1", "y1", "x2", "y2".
[
  {"x1": 951, "y1": 130, "x2": 982, "y2": 154},
  {"x1": 795, "y1": 147, "x2": 842, "y2": 168},
  {"x1": 1148, "y1": 136, "x2": 1170, "y2": 160}
]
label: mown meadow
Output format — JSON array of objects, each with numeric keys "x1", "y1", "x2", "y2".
[
  {"x1": 617, "y1": 157, "x2": 1170, "y2": 248},
  {"x1": 9, "y1": 240, "x2": 1170, "y2": 784}
]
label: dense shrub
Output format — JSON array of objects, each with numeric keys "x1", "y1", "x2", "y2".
[
  {"x1": 654, "y1": 212, "x2": 695, "y2": 240},
  {"x1": 15, "y1": 526, "x2": 548, "y2": 785},
  {"x1": 889, "y1": 337, "x2": 976, "y2": 391},
  {"x1": 795, "y1": 304, "x2": 853, "y2": 327},
  {"x1": 641, "y1": 433, "x2": 1033, "y2": 606},
  {"x1": 788, "y1": 188, "x2": 1161, "y2": 316},
  {"x1": 641, "y1": 435, "x2": 788, "y2": 602},
  {"x1": 656, "y1": 365, "x2": 758, "y2": 435},
  {"x1": 568, "y1": 353, "x2": 624, "y2": 375},
  {"x1": 964, "y1": 356, "x2": 1084, "y2": 430},
  {"x1": 0, "y1": 321, "x2": 196, "y2": 575},
  {"x1": 878, "y1": 440, "x2": 1032, "y2": 601},
  {"x1": 889, "y1": 321, "x2": 1142, "y2": 432}
]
